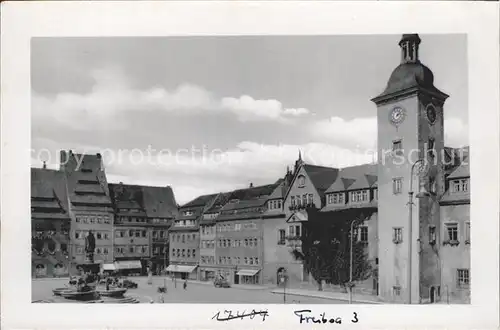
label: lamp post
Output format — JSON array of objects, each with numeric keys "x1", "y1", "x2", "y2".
[
  {"x1": 349, "y1": 220, "x2": 359, "y2": 304},
  {"x1": 407, "y1": 158, "x2": 430, "y2": 304}
]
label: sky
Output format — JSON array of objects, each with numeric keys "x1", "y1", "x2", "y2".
[{"x1": 31, "y1": 34, "x2": 468, "y2": 205}]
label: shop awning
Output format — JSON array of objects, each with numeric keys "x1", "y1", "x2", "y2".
[
  {"x1": 115, "y1": 260, "x2": 142, "y2": 270},
  {"x1": 237, "y1": 269, "x2": 260, "y2": 276},
  {"x1": 165, "y1": 265, "x2": 197, "y2": 273},
  {"x1": 102, "y1": 263, "x2": 116, "y2": 271}
]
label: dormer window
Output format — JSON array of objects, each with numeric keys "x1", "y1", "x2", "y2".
[
  {"x1": 183, "y1": 211, "x2": 194, "y2": 216},
  {"x1": 297, "y1": 175, "x2": 306, "y2": 188},
  {"x1": 327, "y1": 193, "x2": 345, "y2": 205},
  {"x1": 451, "y1": 178, "x2": 469, "y2": 193},
  {"x1": 350, "y1": 190, "x2": 369, "y2": 203}
]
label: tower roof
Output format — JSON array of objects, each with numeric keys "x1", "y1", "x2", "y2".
[{"x1": 372, "y1": 34, "x2": 449, "y2": 104}]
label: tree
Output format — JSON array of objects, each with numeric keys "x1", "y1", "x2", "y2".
[{"x1": 294, "y1": 209, "x2": 373, "y2": 291}]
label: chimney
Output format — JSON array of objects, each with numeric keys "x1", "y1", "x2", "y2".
[{"x1": 249, "y1": 183, "x2": 253, "y2": 188}]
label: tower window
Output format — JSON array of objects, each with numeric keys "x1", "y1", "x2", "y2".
[
  {"x1": 393, "y1": 227, "x2": 403, "y2": 244},
  {"x1": 429, "y1": 225, "x2": 436, "y2": 245},
  {"x1": 393, "y1": 178, "x2": 403, "y2": 194},
  {"x1": 393, "y1": 286, "x2": 402, "y2": 296},
  {"x1": 297, "y1": 175, "x2": 306, "y2": 188},
  {"x1": 444, "y1": 223, "x2": 459, "y2": 242},
  {"x1": 392, "y1": 140, "x2": 403, "y2": 155}
]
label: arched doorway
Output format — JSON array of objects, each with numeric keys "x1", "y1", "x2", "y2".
[
  {"x1": 35, "y1": 264, "x2": 46, "y2": 277},
  {"x1": 277, "y1": 267, "x2": 286, "y2": 285},
  {"x1": 430, "y1": 286, "x2": 436, "y2": 303}
]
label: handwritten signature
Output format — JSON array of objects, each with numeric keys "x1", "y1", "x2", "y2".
[
  {"x1": 212, "y1": 309, "x2": 269, "y2": 322},
  {"x1": 294, "y1": 310, "x2": 359, "y2": 324}
]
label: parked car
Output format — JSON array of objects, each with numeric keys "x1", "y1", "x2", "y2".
[
  {"x1": 118, "y1": 278, "x2": 138, "y2": 289},
  {"x1": 214, "y1": 277, "x2": 231, "y2": 288}
]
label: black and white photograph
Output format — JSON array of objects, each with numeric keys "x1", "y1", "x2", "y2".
[{"x1": 1, "y1": 1, "x2": 499, "y2": 329}]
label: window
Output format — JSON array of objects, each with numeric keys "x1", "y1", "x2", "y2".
[
  {"x1": 254, "y1": 238, "x2": 258, "y2": 246},
  {"x1": 392, "y1": 139, "x2": 403, "y2": 155},
  {"x1": 291, "y1": 196, "x2": 295, "y2": 207},
  {"x1": 350, "y1": 190, "x2": 369, "y2": 203},
  {"x1": 457, "y1": 269, "x2": 470, "y2": 287},
  {"x1": 142, "y1": 230, "x2": 146, "y2": 237},
  {"x1": 393, "y1": 286, "x2": 401, "y2": 296},
  {"x1": 359, "y1": 226, "x2": 368, "y2": 242},
  {"x1": 128, "y1": 230, "x2": 133, "y2": 237},
  {"x1": 429, "y1": 225, "x2": 436, "y2": 245},
  {"x1": 307, "y1": 194, "x2": 313, "y2": 205},
  {"x1": 192, "y1": 249, "x2": 196, "y2": 258},
  {"x1": 295, "y1": 225, "x2": 301, "y2": 237},
  {"x1": 75, "y1": 231, "x2": 80, "y2": 239},
  {"x1": 244, "y1": 257, "x2": 248, "y2": 264},
  {"x1": 465, "y1": 222, "x2": 470, "y2": 244},
  {"x1": 302, "y1": 194, "x2": 307, "y2": 206},
  {"x1": 182, "y1": 234, "x2": 185, "y2": 243},
  {"x1": 187, "y1": 249, "x2": 191, "y2": 258},
  {"x1": 445, "y1": 223, "x2": 458, "y2": 242},
  {"x1": 103, "y1": 247, "x2": 109, "y2": 255},
  {"x1": 255, "y1": 257, "x2": 259, "y2": 265},
  {"x1": 135, "y1": 231, "x2": 140, "y2": 238},
  {"x1": 182, "y1": 249, "x2": 185, "y2": 257},
  {"x1": 244, "y1": 239, "x2": 248, "y2": 247},
  {"x1": 129, "y1": 246, "x2": 134, "y2": 253},
  {"x1": 428, "y1": 138, "x2": 435, "y2": 157},
  {"x1": 393, "y1": 227, "x2": 403, "y2": 244},
  {"x1": 76, "y1": 247, "x2": 84, "y2": 254},
  {"x1": 451, "y1": 179, "x2": 469, "y2": 193},
  {"x1": 289, "y1": 225, "x2": 295, "y2": 236},
  {"x1": 278, "y1": 229, "x2": 286, "y2": 245},
  {"x1": 393, "y1": 178, "x2": 403, "y2": 194},
  {"x1": 298, "y1": 175, "x2": 306, "y2": 187},
  {"x1": 96, "y1": 248, "x2": 102, "y2": 254}
]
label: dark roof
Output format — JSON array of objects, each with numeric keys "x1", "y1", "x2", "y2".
[
  {"x1": 325, "y1": 163, "x2": 377, "y2": 193},
  {"x1": 31, "y1": 168, "x2": 70, "y2": 219},
  {"x1": 181, "y1": 193, "x2": 219, "y2": 208},
  {"x1": 302, "y1": 164, "x2": 340, "y2": 196},
  {"x1": 268, "y1": 181, "x2": 287, "y2": 200},
  {"x1": 141, "y1": 186, "x2": 178, "y2": 219},
  {"x1": 217, "y1": 196, "x2": 268, "y2": 221},
  {"x1": 228, "y1": 183, "x2": 279, "y2": 201}
]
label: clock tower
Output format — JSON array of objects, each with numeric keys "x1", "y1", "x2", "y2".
[{"x1": 371, "y1": 34, "x2": 449, "y2": 303}]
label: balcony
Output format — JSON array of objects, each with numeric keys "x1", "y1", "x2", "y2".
[{"x1": 288, "y1": 202, "x2": 316, "y2": 212}]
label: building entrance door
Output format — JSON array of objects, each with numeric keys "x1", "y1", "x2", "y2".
[{"x1": 234, "y1": 273, "x2": 239, "y2": 284}]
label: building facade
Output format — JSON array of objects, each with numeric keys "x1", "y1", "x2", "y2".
[
  {"x1": 61, "y1": 151, "x2": 114, "y2": 267},
  {"x1": 214, "y1": 197, "x2": 268, "y2": 285},
  {"x1": 31, "y1": 166, "x2": 71, "y2": 277},
  {"x1": 109, "y1": 183, "x2": 149, "y2": 274},
  {"x1": 31, "y1": 152, "x2": 178, "y2": 278},
  {"x1": 372, "y1": 34, "x2": 469, "y2": 303}
]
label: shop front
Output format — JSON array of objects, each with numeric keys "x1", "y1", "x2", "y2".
[
  {"x1": 199, "y1": 267, "x2": 217, "y2": 282},
  {"x1": 165, "y1": 264, "x2": 198, "y2": 280},
  {"x1": 237, "y1": 269, "x2": 261, "y2": 285}
]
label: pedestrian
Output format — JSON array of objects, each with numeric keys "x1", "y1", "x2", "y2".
[{"x1": 183, "y1": 279, "x2": 187, "y2": 290}]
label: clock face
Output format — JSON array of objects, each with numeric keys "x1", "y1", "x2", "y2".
[
  {"x1": 427, "y1": 104, "x2": 437, "y2": 124},
  {"x1": 389, "y1": 107, "x2": 406, "y2": 125}
]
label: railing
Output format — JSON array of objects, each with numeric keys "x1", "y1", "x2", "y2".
[{"x1": 288, "y1": 203, "x2": 316, "y2": 211}]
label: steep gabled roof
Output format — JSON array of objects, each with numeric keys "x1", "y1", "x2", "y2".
[
  {"x1": 268, "y1": 181, "x2": 286, "y2": 200},
  {"x1": 302, "y1": 164, "x2": 339, "y2": 196},
  {"x1": 31, "y1": 168, "x2": 70, "y2": 218},
  {"x1": 142, "y1": 185, "x2": 178, "y2": 219}
]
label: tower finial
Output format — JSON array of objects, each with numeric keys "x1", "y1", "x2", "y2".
[
  {"x1": 399, "y1": 34, "x2": 421, "y2": 64},
  {"x1": 298, "y1": 150, "x2": 302, "y2": 161}
]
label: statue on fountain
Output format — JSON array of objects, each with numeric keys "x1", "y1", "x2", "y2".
[{"x1": 85, "y1": 231, "x2": 96, "y2": 264}]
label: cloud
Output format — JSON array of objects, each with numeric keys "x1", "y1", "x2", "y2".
[
  {"x1": 310, "y1": 116, "x2": 378, "y2": 149},
  {"x1": 31, "y1": 137, "x2": 376, "y2": 204},
  {"x1": 32, "y1": 67, "x2": 311, "y2": 130},
  {"x1": 311, "y1": 116, "x2": 469, "y2": 150}
]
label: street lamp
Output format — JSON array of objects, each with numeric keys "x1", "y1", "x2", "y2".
[
  {"x1": 407, "y1": 158, "x2": 430, "y2": 304},
  {"x1": 349, "y1": 219, "x2": 359, "y2": 304}
]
